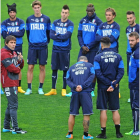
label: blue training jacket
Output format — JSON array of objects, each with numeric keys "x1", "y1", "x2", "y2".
[
  {"x1": 78, "y1": 13, "x2": 102, "y2": 51},
  {"x1": 96, "y1": 21, "x2": 120, "y2": 53},
  {"x1": 129, "y1": 43, "x2": 139, "y2": 90},
  {"x1": 26, "y1": 14, "x2": 51, "y2": 49},
  {"x1": 94, "y1": 48, "x2": 124, "y2": 89},
  {"x1": 50, "y1": 19, "x2": 74, "y2": 52},
  {"x1": 1, "y1": 18, "x2": 25, "y2": 48},
  {"x1": 126, "y1": 24, "x2": 139, "y2": 53},
  {"x1": 66, "y1": 61, "x2": 95, "y2": 93}
]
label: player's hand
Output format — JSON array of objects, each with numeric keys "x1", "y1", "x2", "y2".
[
  {"x1": 18, "y1": 53, "x2": 23, "y2": 61},
  {"x1": 82, "y1": 46, "x2": 89, "y2": 54},
  {"x1": 76, "y1": 85, "x2": 82, "y2": 92},
  {"x1": 107, "y1": 86, "x2": 114, "y2": 92}
]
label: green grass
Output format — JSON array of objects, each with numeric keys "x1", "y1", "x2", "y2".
[{"x1": 1, "y1": 0, "x2": 139, "y2": 140}]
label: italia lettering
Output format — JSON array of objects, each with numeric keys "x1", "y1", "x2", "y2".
[
  {"x1": 82, "y1": 25, "x2": 95, "y2": 32},
  {"x1": 31, "y1": 23, "x2": 44, "y2": 30},
  {"x1": 56, "y1": 27, "x2": 67, "y2": 34},
  {"x1": 7, "y1": 27, "x2": 19, "y2": 32},
  {"x1": 103, "y1": 30, "x2": 112, "y2": 36}
]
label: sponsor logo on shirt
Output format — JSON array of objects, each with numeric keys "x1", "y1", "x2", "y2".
[{"x1": 35, "y1": 18, "x2": 39, "y2": 22}]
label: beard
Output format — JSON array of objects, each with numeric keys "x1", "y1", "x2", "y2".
[{"x1": 10, "y1": 15, "x2": 16, "y2": 19}]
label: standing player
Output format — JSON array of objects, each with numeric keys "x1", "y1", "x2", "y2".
[
  {"x1": 126, "y1": 11, "x2": 139, "y2": 103},
  {"x1": 94, "y1": 37, "x2": 124, "y2": 138},
  {"x1": 25, "y1": 0, "x2": 51, "y2": 95},
  {"x1": 1, "y1": 3, "x2": 25, "y2": 93},
  {"x1": 125, "y1": 32, "x2": 139, "y2": 136},
  {"x1": 96, "y1": 7, "x2": 120, "y2": 53},
  {"x1": 66, "y1": 56, "x2": 95, "y2": 139},
  {"x1": 95, "y1": 7, "x2": 121, "y2": 98},
  {"x1": 45, "y1": 5, "x2": 74, "y2": 96},
  {"x1": 1, "y1": 35, "x2": 27, "y2": 134},
  {"x1": 76, "y1": 3, "x2": 102, "y2": 97}
]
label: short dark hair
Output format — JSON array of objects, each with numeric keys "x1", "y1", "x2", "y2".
[
  {"x1": 62, "y1": 5, "x2": 69, "y2": 10},
  {"x1": 129, "y1": 32, "x2": 139, "y2": 40},
  {"x1": 126, "y1": 11, "x2": 135, "y2": 16},
  {"x1": 78, "y1": 56, "x2": 88, "y2": 61},
  {"x1": 100, "y1": 37, "x2": 110, "y2": 46},
  {"x1": 105, "y1": 7, "x2": 116, "y2": 17},
  {"x1": 5, "y1": 35, "x2": 16, "y2": 44}
]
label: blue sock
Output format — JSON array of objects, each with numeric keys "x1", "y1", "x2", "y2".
[
  {"x1": 52, "y1": 70, "x2": 57, "y2": 89},
  {"x1": 28, "y1": 83, "x2": 31, "y2": 89},
  {"x1": 133, "y1": 109, "x2": 139, "y2": 131},
  {"x1": 39, "y1": 83, "x2": 43, "y2": 88},
  {"x1": 63, "y1": 71, "x2": 67, "y2": 89},
  {"x1": 92, "y1": 82, "x2": 95, "y2": 91}
]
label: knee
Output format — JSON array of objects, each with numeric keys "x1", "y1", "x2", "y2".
[
  {"x1": 28, "y1": 65, "x2": 34, "y2": 72},
  {"x1": 39, "y1": 65, "x2": 45, "y2": 72}
]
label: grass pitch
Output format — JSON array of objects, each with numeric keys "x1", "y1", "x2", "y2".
[{"x1": 1, "y1": 0, "x2": 139, "y2": 140}]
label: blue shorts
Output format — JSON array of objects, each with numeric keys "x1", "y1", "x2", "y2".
[
  {"x1": 70, "y1": 92, "x2": 93, "y2": 115},
  {"x1": 27, "y1": 48, "x2": 48, "y2": 65},
  {"x1": 127, "y1": 53, "x2": 131, "y2": 76},
  {"x1": 51, "y1": 51, "x2": 70, "y2": 70},
  {"x1": 97, "y1": 87, "x2": 119, "y2": 111},
  {"x1": 130, "y1": 89, "x2": 139, "y2": 109},
  {"x1": 78, "y1": 48, "x2": 97, "y2": 64}
]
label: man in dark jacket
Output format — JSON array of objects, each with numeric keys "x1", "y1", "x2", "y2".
[
  {"x1": 94, "y1": 37, "x2": 124, "y2": 139},
  {"x1": 66, "y1": 56, "x2": 95, "y2": 139},
  {"x1": 1, "y1": 35, "x2": 26, "y2": 134},
  {"x1": 125, "y1": 32, "x2": 139, "y2": 136}
]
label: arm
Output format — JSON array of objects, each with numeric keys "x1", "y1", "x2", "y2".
[
  {"x1": 109, "y1": 28, "x2": 120, "y2": 43},
  {"x1": 1, "y1": 24, "x2": 9, "y2": 39},
  {"x1": 112, "y1": 60, "x2": 124, "y2": 88},
  {"x1": 46, "y1": 19, "x2": 51, "y2": 43},
  {"x1": 10, "y1": 28, "x2": 25, "y2": 37},
  {"x1": 55, "y1": 25, "x2": 74, "y2": 41},
  {"x1": 66, "y1": 70, "x2": 77, "y2": 90},
  {"x1": 81, "y1": 67, "x2": 95, "y2": 89},
  {"x1": 26, "y1": 19, "x2": 30, "y2": 42},
  {"x1": 94, "y1": 61, "x2": 111, "y2": 85},
  {"x1": 95, "y1": 26, "x2": 103, "y2": 42},
  {"x1": 1, "y1": 57, "x2": 20, "y2": 74},
  {"x1": 77, "y1": 23, "x2": 84, "y2": 47}
]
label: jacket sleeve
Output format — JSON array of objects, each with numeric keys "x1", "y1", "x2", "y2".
[
  {"x1": 66, "y1": 70, "x2": 77, "y2": 90},
  {"x1": 1, "y1": 22, "x2": 9, "y2": 39},
  {"x1": 46, "y1": 19, "x2": 51, "y2": 43},
  {"x1": 1, "y1": 57, "x2": 21, "y2": 74},
  {"x1": 10, "y1": 28, "x2": 25, "y2": 37},
  {"x1": 77, "y1": 23, "x2": 84, "y2": 47},
  {"x1": 17, "y1": 59, "x2": 24, "y2": 69},
  {"x1": 112, "y1": 60, "x2": 124, "y2": 87},
  {"x1": 81, "y1": 67, "x2": 95, "y2": 89},
  {"x1": 55, "y1": 25, "x2": 74, "y2": 41},
  {"x1": 109, "y1": 27, "x2": 120, "y2": 43},
  {"x1": 94, "y1": 61, "x2": 111, "y2": 85}
]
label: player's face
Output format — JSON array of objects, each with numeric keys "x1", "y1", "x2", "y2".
[
  {"x1": 105, "y1": 11, "x2": 115, "y2": 23},
  {"x1": 9, "y1": 11, "x2": 16, "y2": 20},
  {"x1": 127, "y1": 14, "x2": 136, "y2": 26},
  {"x1": 86, "y1": 7, "x2": 95, "y2": 17},
  {"x1": 61, "y1": 9, "x2": 69, "y2": 21},
  {"x1": 129, "y1": 36, "x2": 139, "y2": 48},
  {"x1": 6, "y1": 40, "x2": 16, "y2": 50},
  {"x1": 33, "y1": 5, "x2": 42, "y2": 15}
]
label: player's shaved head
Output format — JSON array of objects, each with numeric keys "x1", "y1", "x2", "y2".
[{"x1": 78, "y1": 56, "x2": 88, "y2": 62}]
